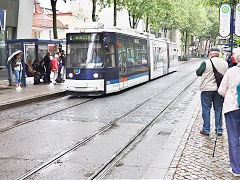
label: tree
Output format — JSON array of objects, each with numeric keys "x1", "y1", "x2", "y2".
[
  {"x1": 125, "y1": 0, "x2": 154, "y2": 29},
  {"x1": 99, "y1": 0, "x2": 124, "y2": 26},
  {"x1": 92, "y1": 0, "x2": 97, "y2": 22},
  {"x1": 50, "y1": 0, "x2": 66, "y2": 39},
  {"x1": 204, "y1": 0, "x2": 238, "y2": 7}
]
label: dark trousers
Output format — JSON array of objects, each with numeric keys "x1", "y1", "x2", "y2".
[
  {"x1": 225, "y1": 109, "x2": 240, "y2": 174},
  {"x1": 46, "y1": 68, "x2": 51, "y2": 82},
  {"x1": 201, "y1": 91, "x2": 223, "y2": 133}
]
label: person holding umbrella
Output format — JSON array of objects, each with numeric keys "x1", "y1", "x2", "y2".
[
  {"x1": 218, "y1": 50, "x2": 240, "y2": 177},
  {"x1": 9, "y1": 51, "x2": 23, "y2": 90}
]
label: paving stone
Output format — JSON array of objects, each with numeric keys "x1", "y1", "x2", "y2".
[{"x1": 165, "y1": 109, "x2": 234, "y2": 180}]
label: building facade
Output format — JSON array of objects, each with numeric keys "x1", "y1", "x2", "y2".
[{"x1": 0, "y1": 0, "x2": 34, "y2": 80}]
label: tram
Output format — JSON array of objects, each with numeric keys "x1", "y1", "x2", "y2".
[{"x1": 65, "y1": 28, "x2": 178, "y2": 96}]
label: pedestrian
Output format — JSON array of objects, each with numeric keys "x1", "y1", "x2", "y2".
[
  {"x1": 37, "y1": 60, "x2": 47, "y2": 83},
  {"x1": 12, "y1": 53, "x2": 23, "y2": 90},
  {"x1": 196, "y1": 47, "x2": 228, "y2": 136},
  {"x1": 32, "y1": 60, "x2": 39, "y2": 71},
  {"x1": 51, "y1": 54, "x2": 59, "y2": 84},
  {"x1": 43, "y1": 52, "x2": 51, "y2": 82},
  {"x1": 57, "y1": 52, "x2": 62, "y2": 82},
  {"x1": 61, "y1": 50, "x2": 66, "y2": 81},
  {"x1": 25, "y1": 59, "x2": 36, "y2": 77},
  {"x1": 218, "y1": 50, "x2": 240, "y2": 177}
]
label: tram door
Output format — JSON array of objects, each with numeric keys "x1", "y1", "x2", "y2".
[{"x1": 118, "y1": 42, "x2": 128, "y2": 89}]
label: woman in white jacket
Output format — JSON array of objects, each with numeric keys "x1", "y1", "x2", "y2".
[{"x1": 218, "y1": 50, "x2": 240, "y2": 177}]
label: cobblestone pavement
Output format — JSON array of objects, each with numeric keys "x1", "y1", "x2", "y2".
[{"x1": 166, "y1": 108, "x2": 239, "y2": 180}]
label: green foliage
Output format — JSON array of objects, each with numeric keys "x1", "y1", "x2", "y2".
[
  {"x1": 233, "y1": 35, "x2": 240, "y2": 45},
  {"x1": 204, "y1": 0, "x2": 238, "y2": 8}
]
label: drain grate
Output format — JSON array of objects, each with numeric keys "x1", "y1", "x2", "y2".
[{"x1": 157, "y1": 131, "x2": 171, "y2": 136}]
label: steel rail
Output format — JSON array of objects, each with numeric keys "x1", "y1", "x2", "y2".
[
  {"x1": 0, "y1": 98, "x2": 94, "y2": 133},
  {"x1": 16, "y1": 68, "x2": 198, "y2": 180},
  {"x1": 88, "y1": 76, "x2": 198, "y2": 180}
]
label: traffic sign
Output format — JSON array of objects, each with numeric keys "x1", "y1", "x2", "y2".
[
  {"x1": 219, "y1": 4, "x2": 231, "y2": 37},
  {"x1": 235, "y1": 3, "x2": 240, "y2": 36}
]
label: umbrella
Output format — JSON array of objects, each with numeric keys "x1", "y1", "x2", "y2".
[{"x1": 7, "y1": 50, "x2": 22, "y2": 63}]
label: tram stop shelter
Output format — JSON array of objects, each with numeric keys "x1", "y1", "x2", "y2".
[{"x1": 6, "y1": 38, "x2": 63, "y2": 87}]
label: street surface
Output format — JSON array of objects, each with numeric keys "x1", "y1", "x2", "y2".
[{"x1": 0, "y1": 60, "x2": 201, "y2": 179}]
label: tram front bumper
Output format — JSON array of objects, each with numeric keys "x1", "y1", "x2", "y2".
[{"x1": 65, "y1": 79, "x2": 104, "y2": 93}]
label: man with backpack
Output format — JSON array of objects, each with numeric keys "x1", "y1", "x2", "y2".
[{"x1": 196, "y1": 47, "x2": 228, "y2": 136}]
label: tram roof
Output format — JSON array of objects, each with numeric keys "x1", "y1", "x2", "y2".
[
  {"x1": 67, "y1": 28, "x2": 177, "y2": 44},
  {"x1": 67, "y1": 28, "x2": 148, "y2": 39}
]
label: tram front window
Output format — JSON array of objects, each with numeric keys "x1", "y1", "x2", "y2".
[{"x1": 68, "y1": 42, "x2": 103, "y2": 68}]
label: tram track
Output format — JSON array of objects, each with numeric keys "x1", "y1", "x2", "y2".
[
  {"x1": 89, "y1": 76, "x2": 198, "y2": 179},
  {"x1": 0, "y1": 60, "x2": 200, "y2": 134},
  {"x1": 16, "y1": 67, "x2": 198, "y2": 180},
  {"x1": 0, "y1": 97, "x2": 95, "y2": 133}
]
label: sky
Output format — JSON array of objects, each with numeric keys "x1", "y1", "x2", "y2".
[
  {"x1": 38, "y1": 0, "x2": 72, "y2": 12},
  {"x1": 37, "y1": 0, "x2": 137, "y2": 30}
]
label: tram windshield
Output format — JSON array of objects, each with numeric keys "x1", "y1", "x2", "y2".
[{"x1": 67, "y1": 33, "x2": 104, "y2": 68}]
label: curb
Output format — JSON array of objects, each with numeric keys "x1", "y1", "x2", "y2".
[{"x1": 0, "y1": 90, "x2": 66, "y2": 111}]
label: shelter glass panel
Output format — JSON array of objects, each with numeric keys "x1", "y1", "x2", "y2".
[{"x1": 38, "y1": 44, "x2": 48, "y2": 62}]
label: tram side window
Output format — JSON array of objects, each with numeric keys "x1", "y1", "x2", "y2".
[
  {"x1": 136, "y1": 47, "x2": 142, "y2": 65},
  {"x1": 127, "y1": 44, "x2": 135, "y2": 66},
  {"x1": 118, "y1": 41, "x2": 127, "y2": 70},
  {"x1": 157, "y1": 48, "x2": 162, "y2": 62},
  {"x1": 106, "y1": 43, "x2": 116, "y2": 68},
  {"x1": 141, "y1": 47, "x2": 147, "y2": 65}
]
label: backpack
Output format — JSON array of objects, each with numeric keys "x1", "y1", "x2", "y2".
[
  {"x1": 210, "y1": 59, "x2": 224, "y2": 88},
  {"x1": 237, "y1": 83, "x2": 240, "y2": 108}
]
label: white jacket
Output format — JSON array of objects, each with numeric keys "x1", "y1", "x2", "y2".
[
  {"x1": 218, "y1": 64, "x2": 240, "y2": 114},
  {"x1": 200, "y1": 57, "x2": 228, "y2": 91}
]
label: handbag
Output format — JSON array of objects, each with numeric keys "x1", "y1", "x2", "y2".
[{"x1": 210, "y1": 59, "x2": 223, "y2": 88}]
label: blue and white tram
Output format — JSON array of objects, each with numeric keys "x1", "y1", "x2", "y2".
[{"x1": 65, "y1": 29, "x2": 177, "y2": 96}]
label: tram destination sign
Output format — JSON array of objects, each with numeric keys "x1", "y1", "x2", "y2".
[{"x1": 67, "y1": 33, "x2": 100, "y2": 42}]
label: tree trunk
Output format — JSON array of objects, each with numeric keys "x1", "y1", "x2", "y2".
[
  {"x1": 204, "y1": 40, "x2": 208, "y2": 54},
  {"x1": 92, "y1": 0, "x2": 97, "y2": 22},
  {"x1": 133, "y1": 15, "x2": 136, "y2": 29},
  {"x1": 113, "y1": 0, "x2": 117, "y2": 26},
  {"x1": 184, "y1": 31, "x2": 188, "y2": 56},
  {"x1": 51, "y1": 0, "x2": 58, "y2": 39},
  {"x1": 145, "y1": 16, "x2": 149, "y2": 32},
  {"x1": 128, "y1": 11, "x2": 132, "y2": 28},
  {"x1": 181, "y1": 31, "x2": 184, "y2": 56},
  {"x1": 199, "y1": 37, "x2": 202, "y2": 57}
]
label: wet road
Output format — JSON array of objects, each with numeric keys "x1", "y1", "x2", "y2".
[{"x1": 0, "y1": 59, "x2": 202, "y2": 179}]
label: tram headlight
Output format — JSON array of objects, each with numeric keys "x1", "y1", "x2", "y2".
[
  {"x1": 93, "y1": 73, "x2": 99, "y2": 78},
  {"x1": 69, "y1": 73, "x2": 73, "y2": 78}
]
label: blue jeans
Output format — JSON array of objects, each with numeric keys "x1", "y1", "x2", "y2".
[
  {"x1": 201, "y1": 91, "x2": 223, "y2": 133},
  {"x1": 225, "y1": 109, "x2": 240, "y2": 174},
  {"x1": 14, "y1": 70, "x2": 22, "y2": 85}
]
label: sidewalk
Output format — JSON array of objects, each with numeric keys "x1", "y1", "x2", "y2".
[
  {"x1": 0, "y1": 81, "x2": 66, "y2": 110},
  {"x1": 165, "y1": 106, "x2": 232, "y2": 179}
]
